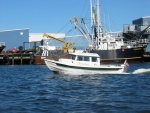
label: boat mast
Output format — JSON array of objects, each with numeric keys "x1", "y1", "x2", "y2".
[
  {"x1": 97, "y1": 0, "x2": 101, "y2": 37},
  {"x1": 90, "y1": 0, "x2": 97, "y2": 49},
  {"x1": 96, "y1": 0, "x2": 100, "y2": 49},
  {"x1": 90, "y1": 0, "x2": 102, "y2": 49},
  {"x1": 90, "y1": 0, "x2": 93, "y2": 27},
  {"x1": 90, "y1": 0, "x2": 96, "y2": 49}
]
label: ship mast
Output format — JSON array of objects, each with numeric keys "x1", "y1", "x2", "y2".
[
  {"x1": 90, "y1": 0, "x2": 93, "y2": 27},
  {"x1": 97, "y1": 0, "x2": 101, "y2": 49},
  {"x1": 90, "y1": 0, "x2": 102, "y2": 49}
]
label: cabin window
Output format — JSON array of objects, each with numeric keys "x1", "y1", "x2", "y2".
[
  {"x1": 77, "y1": 56, "x2": 83, "y2": 61},
  {"x1": 71, "y1": 55, "x2": 76, "y2": 60},
  {"x1": 84, "y1": 56, "x2": 89, "y2": 61},
  {"x1": 92, "y1": 57, "x2": 97, "y2": 62}
]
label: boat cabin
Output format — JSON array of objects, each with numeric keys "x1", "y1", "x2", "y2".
[
  {"x1": 59, "y1": 52, "x2": 101, "y2": 66},
  {"x1": 69, "y1": 53, "x2": 101, "y2": 66}
]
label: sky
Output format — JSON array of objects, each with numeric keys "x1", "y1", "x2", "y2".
[{"x1": 0, "y1": 0, "x2": 150, "y2": 34}]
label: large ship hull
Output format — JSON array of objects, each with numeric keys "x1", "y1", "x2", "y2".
[{"x1": 89, "y1": 47, "x2": 146, "y2": 63}]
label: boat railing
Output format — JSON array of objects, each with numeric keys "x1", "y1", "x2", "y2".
[
  {"x1": 0, "y1": 42, "x2": 5, "y2": 47},
  {"x1": 123, "y1": 39, "x2": 149, "y2": 48}
]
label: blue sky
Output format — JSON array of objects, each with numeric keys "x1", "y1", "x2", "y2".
[{"x1": 0, "y1": 0, "x2": 150, "y2": 34}]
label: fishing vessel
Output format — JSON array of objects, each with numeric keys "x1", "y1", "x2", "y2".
[
  {"x1": 0, "y1": 42, "x2": 6, "y2": 53},
  {"x1": 70, "y1": 0, "x2": 150, "y2": 63},
  {"x1": 44, "y1": 52, "x2": 128, "y2": 74}
]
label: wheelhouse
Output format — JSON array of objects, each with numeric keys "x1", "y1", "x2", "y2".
[{"x1": 70, "y1": 53, "x2": 100, "y2": 65}]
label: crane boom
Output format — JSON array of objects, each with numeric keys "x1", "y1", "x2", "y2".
[{"x1": 43, "y1": 33, "x2": 75, "y2": 53}]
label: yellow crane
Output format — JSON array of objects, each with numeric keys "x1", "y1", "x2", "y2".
[{"x1": 43, "y1": 33, "x2": 76, "y2": 53}]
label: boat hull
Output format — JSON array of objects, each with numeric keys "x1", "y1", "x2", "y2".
[
  {"x1": 89, "y1": 47, "x2": 145, "y2": 63},
  {"x1": 44, "y1": 59, "x2": 126, "y2": 74}
]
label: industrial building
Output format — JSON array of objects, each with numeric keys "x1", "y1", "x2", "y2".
[
  {"x1": 0, "y1": 28, "x2": 66, "y2": 52},
  {"x1": 0, "y1": 28, "x2": 29, "y2": 51}
]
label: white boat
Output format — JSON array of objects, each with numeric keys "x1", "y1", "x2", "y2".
[{"x1": 44, "y1": 52, "x2": 128, "y2": 74}]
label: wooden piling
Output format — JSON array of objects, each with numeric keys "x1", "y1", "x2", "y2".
[{"x1": 21, "y1": 54, "x2": 23, "y2": 65}]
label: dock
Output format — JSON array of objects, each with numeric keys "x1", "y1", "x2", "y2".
[{"x1": 0, "y1": 53, "x2": 34, "y2": 65}]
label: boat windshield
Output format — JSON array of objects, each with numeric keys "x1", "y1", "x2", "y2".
[{"x1": 77, "y1": 56, "x2": 90, "y2": 61}]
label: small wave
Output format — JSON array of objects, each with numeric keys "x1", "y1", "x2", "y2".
[{"x1": 132, "y1": 68, "x2": 150, "y2": 74}]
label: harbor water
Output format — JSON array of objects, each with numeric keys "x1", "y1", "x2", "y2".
[{"x1": 0, "y1": 63, "x2": 150, "y2": 113}]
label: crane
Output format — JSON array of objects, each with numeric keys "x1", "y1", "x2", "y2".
[{"x1": 43, "y1": 33, "x2": 76, "y2": 53}]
